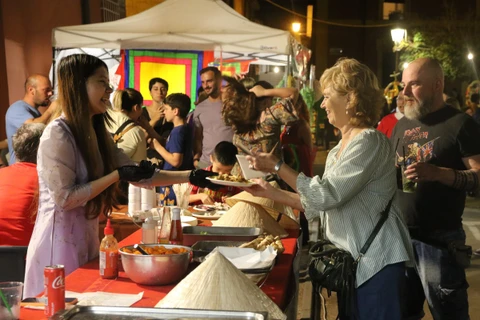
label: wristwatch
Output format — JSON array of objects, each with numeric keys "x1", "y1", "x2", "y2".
[{"x1": 273, "y1": 160, "x2": 284, "y2": 173}]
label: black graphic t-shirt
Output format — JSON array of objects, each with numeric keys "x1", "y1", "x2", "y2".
[{"x1": 391, "y1": 106, "x2": 480, "y2": 233}]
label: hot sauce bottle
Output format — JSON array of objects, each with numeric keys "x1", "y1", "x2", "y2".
[
  {"x1": 99, "y1": 219, "x2": 119, "y2": 279},
  {"x1": 169, "y1": 207, "x2": 183, "y2": 245}
]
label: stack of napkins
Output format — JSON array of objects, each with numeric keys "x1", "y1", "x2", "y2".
[{"x1": 209, "y1": 246, "x2": 276, "y2": 270}]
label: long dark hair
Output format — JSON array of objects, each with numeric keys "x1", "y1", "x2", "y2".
[
  {"x1": 221, "y1": 76, "x2": 262, "y2": 134},
  {"x1": 57, "y1": 54, "x2": 121, "y2": 219}
]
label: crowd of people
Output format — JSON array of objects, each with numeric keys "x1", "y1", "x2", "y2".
[
  {"x1": 1, "y1": 52, "x2": 479, "y2": 320},
  {"x1": 244, "y1": 57, "x2": 479, "y2": 320}
]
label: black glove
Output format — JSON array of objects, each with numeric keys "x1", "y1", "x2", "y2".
[
  {"x1": 118, "y1": 163, "x2": 155, "y2": 182},
  {"x1": 188, "y1": 169, "x2": 219, "y2": 189},
  {"x1": 139, "y1": 160, "x2": 159, "y2": 171}
]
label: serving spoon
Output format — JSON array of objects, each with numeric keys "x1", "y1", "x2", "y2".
[{"x1": 133, "y1": 244, "x2": 149, "y2": 255}]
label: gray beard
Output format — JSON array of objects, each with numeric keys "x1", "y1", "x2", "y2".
[{"x1": 404, "y1": 99, "x2": 432, "y2": 120}]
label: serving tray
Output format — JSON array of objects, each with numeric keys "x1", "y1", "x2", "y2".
[
  {"x1": 182, "y1": 226, "x2": 261, "y2": 246},
  {"x1": 52, "y1": 306, "x2": 268, "y2": 319}
]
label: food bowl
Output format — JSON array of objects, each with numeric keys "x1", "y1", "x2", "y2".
[{"x1": 119, "y1": 244, "x2": 191, "y2": 285}]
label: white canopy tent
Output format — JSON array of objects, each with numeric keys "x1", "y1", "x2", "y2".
[{"x1": 52, "y1": 0, "x2": 297, "y2": 61}]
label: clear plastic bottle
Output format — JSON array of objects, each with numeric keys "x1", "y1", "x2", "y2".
[
  {"x1": 169, "y1": 207, "x2": 183, "y2": 245},
  {"x1": 142, "y1": 217, "x2": 157, "y2": 244},
  {"x1": 99, "y1": 219, "x2": 118, "y2": 279},
  {"x1": 158, "y1": 206, "x2": 171, "y2": 244}
]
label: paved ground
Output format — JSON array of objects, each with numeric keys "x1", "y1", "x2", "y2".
[{"x1": 295, "y1": 147, "x2": 480, "y2": 319}]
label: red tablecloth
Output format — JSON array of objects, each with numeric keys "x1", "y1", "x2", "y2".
[{"x1": 21, "y1": 228, "x2": 298, "y2": 319}]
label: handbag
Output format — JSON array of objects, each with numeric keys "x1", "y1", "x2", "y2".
[
  {"x1": 308, "y1": 198, "x2": 393, "y2": 319},
  {"x1": 112, "y1": 119, "x2": 135, "y2": 144}
]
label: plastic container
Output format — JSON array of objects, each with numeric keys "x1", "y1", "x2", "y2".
[
  {"x1": 141, "y1": 188, "x2": 156, "y2": 211},
  {"x1": 128, "y1": 184, "x2": 141, "y2": 214},
  {"x1": 99, "y1": 219, "x2": 118, "y2": 279},
  {"x1": 169, "y1": 207, "x2": 183, "y2": 245},
  {"x1": 142, "y1": 217, "x2": 157, "y2": 244},
  {"x1": 158, "y1": 207, "x2": 171, "y2": 244}
]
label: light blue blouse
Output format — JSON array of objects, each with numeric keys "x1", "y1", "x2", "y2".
[{"x1": 297, "y1": 128, "x2": 413, "y2": 287}]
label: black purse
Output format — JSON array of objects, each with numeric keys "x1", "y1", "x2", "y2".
[{"x1": 309, "y1": 198, "x2": 393, "y2": 319}]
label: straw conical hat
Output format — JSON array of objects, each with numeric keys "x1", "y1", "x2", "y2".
[
  {"x1": 213, "y1": 201, "x2": 288, "y2": 238},
  {"x1": 225, "y1": 182, "x2": 299, "y2": 230},
  {"x1": 156, "y1": 251, "x2": 286, "y2": 320}
]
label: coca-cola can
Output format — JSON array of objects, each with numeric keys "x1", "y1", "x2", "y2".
[{"x1": 44, "y1": 265, "x2": 65, "y2": 317}]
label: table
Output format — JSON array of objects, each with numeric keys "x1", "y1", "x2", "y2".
[{"x1": 20, "y1": 227, "x2": 299, "y2": 319}]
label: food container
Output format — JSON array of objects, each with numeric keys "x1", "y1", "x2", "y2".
[
  {"x1": 51, "y1": 306, "x2": 268, "y2": 319},
  {"x1": 119, "y1": 244, "x2": 191, "y2": 285},
  {"x1": 182, "y1": 226, "x2": 261, "y2": 246}
]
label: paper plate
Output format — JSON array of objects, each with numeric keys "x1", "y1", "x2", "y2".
[
  {"x1": 192, "y1": 212, "x2": 223, "y2": 220},
  {"x1": 206, "y1": 177, "x2": 256, "y2": 187},
  {"x1": 236, "y1": 154, "x2": 268, "y2": 180},
  {"x1": 181, "y1": 216, "x2": 198, "y2": 226}
]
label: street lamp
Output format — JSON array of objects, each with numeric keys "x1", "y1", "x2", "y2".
[
  {"x1": 385, "y1": 27, "x2": 407, "y2": 106},
  {"x1": 468, "y1": 52, "x2": 474, "y2": 60},
  {"x1": 391, "y1": 28, "x2": 406, "y2": 49},
  {"x1": 391, "y1": 28, "x2": 407, "y2": 73}
]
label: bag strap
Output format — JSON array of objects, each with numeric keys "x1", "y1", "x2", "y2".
[
  {"x1": 113, "y1": 120, "x2": 135, "y2": 143},
  {"x1": 358, "y1": 197, "x2": 393, "y2": 256}
]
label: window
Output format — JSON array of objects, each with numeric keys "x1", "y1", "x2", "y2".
[
  {"x1": 383, "y1": 2, "x2": 404, "y2": 20},
  {"x1": 101, "y1": 0, "x2": 126, "y2": 22}
]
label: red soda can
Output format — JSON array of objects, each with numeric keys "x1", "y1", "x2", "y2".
[{"x1": 44, "y1": 265, "x2": 65, "y2": 317}]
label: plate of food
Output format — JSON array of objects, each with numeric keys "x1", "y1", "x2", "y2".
[
  {"x1": 207, "y1": 175, "x2": 256, "y2": 187},
  {"x1": 193, "y1": 204, "x2": 216, "y2": 212},
  {"x1": 192, "y1": 210, "x2": 226, "y2": 220}
]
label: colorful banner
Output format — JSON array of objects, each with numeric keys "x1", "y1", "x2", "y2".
[{"x1": 114, "y1": 50, "x2": 252, "y2": 109}]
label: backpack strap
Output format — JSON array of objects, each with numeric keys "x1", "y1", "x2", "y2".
[{"x1": 113, "y1": 120, "x2": 135, "y2": 144}]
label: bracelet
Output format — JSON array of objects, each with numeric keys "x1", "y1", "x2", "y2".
[{"x1": 273, "y1": 160, "x2": 284, "y2": 173}]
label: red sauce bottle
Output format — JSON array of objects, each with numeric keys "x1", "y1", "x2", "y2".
[
  {"x1": 169, "y1": 207, "x2": 183, "y2": 245},
  {"x1": 99, "y1": 219, "x2": 119, "y2": 279}
]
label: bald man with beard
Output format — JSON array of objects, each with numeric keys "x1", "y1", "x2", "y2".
[
  {"x1": 5, "y1": 74, "x2": 56, "y2": 164},
  {"x1": 391, "y1": 58, "x2": 480, "y2": 320}
]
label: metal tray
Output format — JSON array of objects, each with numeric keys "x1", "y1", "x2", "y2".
[
  {"x1": 182, "y1": 226, "x2": 261, "y2": 246},
  {"x1": 52, "y1": 306, "x2": 268, "y2": 319}
]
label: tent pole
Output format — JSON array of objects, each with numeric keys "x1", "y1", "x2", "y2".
[
  {"x1": 219, "y1": 46, "x2": 223, "y2": 72},
  {"x1": 52, "y1": 47, "x2": 57, "y2": 91}
]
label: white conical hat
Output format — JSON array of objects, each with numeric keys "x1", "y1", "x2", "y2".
[
  {"x1": 156, "y1": 251, "x2": 286, "y2": 320},
  {"x1": 213, "y1": 201, "x2": 288, "y2": 238},
  {"x1": 225, "y1": 182, "x2": 299, "y2": 230}
]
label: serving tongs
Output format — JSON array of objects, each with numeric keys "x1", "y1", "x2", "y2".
[{"x1": 133, "y1": 244, "x2": 149, "y2": 255}]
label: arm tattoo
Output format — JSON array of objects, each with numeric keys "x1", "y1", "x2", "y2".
[{"x1": 452, "y1": 170, "x2": 479, "y2": 192}]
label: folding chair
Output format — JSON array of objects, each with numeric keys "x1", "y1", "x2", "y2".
[{"x1": 0, "y1": 246, "x2": 28, "y2": 282}]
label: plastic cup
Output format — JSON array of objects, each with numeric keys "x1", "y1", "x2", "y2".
[
  {"x1": 0, "y1": 282, "x2": 23, "y2": 320},
  {"x1": 401, "y1": 165, "x2": 417, "y2": 193}
]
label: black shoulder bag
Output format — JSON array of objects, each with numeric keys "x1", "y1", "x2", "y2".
[
  {"x1": 309, "y1": 198, "x2": 393, "y2": 319},
  {"x1": 112, "y1": 119, "x2": 135, "y2": 144}
]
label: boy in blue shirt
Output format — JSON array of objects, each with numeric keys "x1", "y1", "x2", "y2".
[{"x1": 152, "y1": 93, "x2": 194, "y2": 205}]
